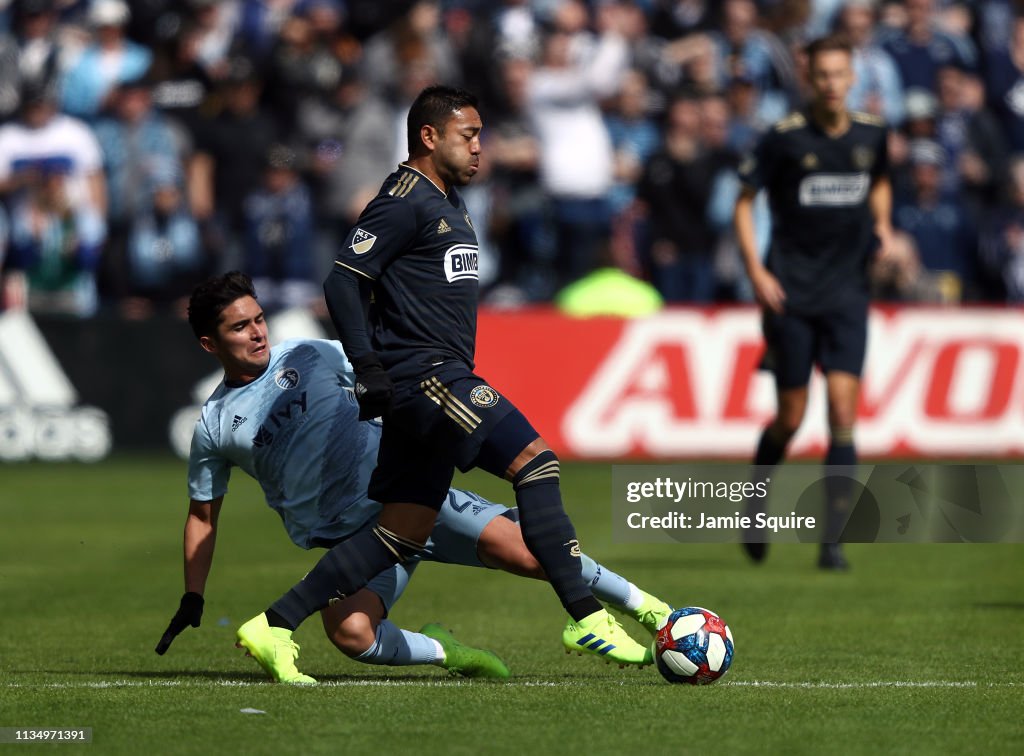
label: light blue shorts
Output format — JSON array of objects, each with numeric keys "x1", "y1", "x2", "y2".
[{"x1": 363, "y1": 488, "x2": 516, "y2": 612}]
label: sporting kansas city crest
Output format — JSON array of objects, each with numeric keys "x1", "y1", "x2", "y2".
[
  {"x1": 275, "y1": 367, "x2": 300, "y2": 390},
  {"x1": 350, "y1": 228, "x2": 376, "y2": 255}
]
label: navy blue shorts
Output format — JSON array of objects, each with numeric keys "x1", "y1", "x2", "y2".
[
  {"x1": 367, "y1": 366, "x2": 535, "y2": 509},
  {"x1": 761, "y1": 304, "x2": 868, "y2": 389}
]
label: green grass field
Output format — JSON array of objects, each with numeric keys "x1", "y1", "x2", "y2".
[{"x1": 1, "y1": 456, "x2": 1022, "y2": 754}]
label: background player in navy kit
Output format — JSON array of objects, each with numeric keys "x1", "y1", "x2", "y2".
[
  {"x1": 734, "y1": 35, "x2": 894, "y2": 570},
  {"x1": 235, "y1": 86, "x2": 651, "y2": 680}
]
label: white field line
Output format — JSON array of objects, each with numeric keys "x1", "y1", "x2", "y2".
[{"x1": 0, "y1": 679, "x2": 1018, "y2": 690}]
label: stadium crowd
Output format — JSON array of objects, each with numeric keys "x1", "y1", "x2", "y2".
[{"x1": 0, "y1": 0, "x2": 1022, "y2": 318}]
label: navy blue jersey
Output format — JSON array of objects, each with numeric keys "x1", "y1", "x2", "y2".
[
  {"x1": 334, "y1": 164, "x2": 480, "y2": 384},
  {"x1": 739, "y1": 111, "x2": 888, "y2": 313}
]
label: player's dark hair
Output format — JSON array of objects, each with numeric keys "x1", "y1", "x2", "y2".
[
  {"x1": 805, "y1": 34, "x2": 853, "y2": 66},
  {"x1": 188, "y1": 271, "x2": 258, "y2": 340},
  {"x1": 406, "y1": 85, "x2": 479, "y2": 155}
]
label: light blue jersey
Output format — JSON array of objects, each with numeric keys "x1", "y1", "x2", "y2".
[{"x1": 188, "y1": 338, "x2": 382, "y2": 548}]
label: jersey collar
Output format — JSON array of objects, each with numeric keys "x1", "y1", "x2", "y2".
[{"x1": 399, "y1": 162, "x2": 447, "y2": 198}]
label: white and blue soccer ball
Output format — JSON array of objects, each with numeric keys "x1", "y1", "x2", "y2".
[{"x1": 654, "y1": 607, "x2": 734, "y2": 685}]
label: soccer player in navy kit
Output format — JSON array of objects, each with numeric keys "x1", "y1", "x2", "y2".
[
  {"x1": 734, "y1": 35, "x2": 894, "y2": 570},
  {"x1": 235, "y1": 86, "x2": 654, "y2": 680}
]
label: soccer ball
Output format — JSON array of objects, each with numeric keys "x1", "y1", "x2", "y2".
[{"x1": 654, "y1": 607, "x2": 734, "y2": 685}]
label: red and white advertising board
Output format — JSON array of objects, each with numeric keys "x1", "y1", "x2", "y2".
[{"x1": 475, "y1": 307, "x2": 1024, "y2": 459}]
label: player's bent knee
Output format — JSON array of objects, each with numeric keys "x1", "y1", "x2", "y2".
[
  {"x1": 329, "y1": 612, "x2": 378, "y2": 658},
  {"x1": 479, "y1": 515, "x2": 546, "y2": 578},
  {"x1": 512, "y1": 449, "x2": 560, "y2": 490}
]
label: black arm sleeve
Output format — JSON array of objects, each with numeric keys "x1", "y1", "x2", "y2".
[{"x1": 323, "y1": 264, "x2": 376, "y2": 366}]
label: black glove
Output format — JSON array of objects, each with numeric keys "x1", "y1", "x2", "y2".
[
  {"x1": 155, "y1": 592, "x2": 204, "y2": 655},
  {"x1": 351, "y1": 353, "x2": 393, "y2": 421}
]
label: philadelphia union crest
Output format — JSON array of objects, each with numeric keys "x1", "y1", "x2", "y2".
[{"x1": 469, "y1": 385, "x2": 499, "y2": 408}]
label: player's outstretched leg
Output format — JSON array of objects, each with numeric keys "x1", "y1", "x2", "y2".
[
  {"x1": 420, "y1": 623, "x2": 510, "y2": 679},
  {"x1": 510, "y1": 448, "x2": 650, "y2": 666},
  {"x1": 236, "y1": 613, "x2": 316, "y2": 684}
]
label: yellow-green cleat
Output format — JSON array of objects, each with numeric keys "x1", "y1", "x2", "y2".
[
  {"x1": 420, "y1": 623, "x2": 510, "y2": 679},
  {"x1": 562, "y1": 609, "x2": 652, "y2": 668},
  {"x1": 629, "y1": 591, "x2": 673, "y2": 638},
  {"x1": 236, "y1": 613, "x2": 317, "y2": 685}
]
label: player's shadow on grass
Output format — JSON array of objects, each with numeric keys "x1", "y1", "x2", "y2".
[{"x1": 972, "y1": 601, "x2": 1024, "y2": 611}]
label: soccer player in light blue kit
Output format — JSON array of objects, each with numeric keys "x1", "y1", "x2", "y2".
[{"x1": 156, "y1": 272, "x2": 671, "y2": 683}]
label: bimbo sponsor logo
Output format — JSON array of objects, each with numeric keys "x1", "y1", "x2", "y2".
[
  {"x1": 798, "y1": 172, "x2": 869, "y2": 206},
  {"x1": 443, "y1": 244, "x2": 479, "y2": 283}
]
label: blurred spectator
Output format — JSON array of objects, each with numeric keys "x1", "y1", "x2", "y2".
[
  {"x1": 525, "y1": 2, "x2": 629, "y2": 296},
  {"x1": 893, "y1": 139, "x2": 977, "y2": 301},
  {"x1": 59, "y1": 0, "x2": 152, "y2": 120},
  {"x1": 93, "y1": 73, "x2": 188, "y2": 235},
  {"x1": 636, "y1": 95, "x2": 719, "y2": 303},
  {"x1": 933, "y1": 63, "x2": 1006, "y2": 212},
  {"x1": 189, "y1": 57, "x2": 279, "y2": 268},
  {"x1": 710, "y1": 0, "x2": 798, "y2": 124},
  {"x1": 723, "y1": 72, "x2": 763, "y2": 153},
  {"x1": 242, "y1": 145, "x2": 318, "y2": 312},
  {"x1": 0, "y1": 77, "x2": 106, "y2": 213},
  {"x1": 116, "y1": 169, "x2": 204, "y2": 318},
  {"x1": 0, "y1": 0, "x2": 63, "y2": 120},
  {"x1": 604, "y1": 68, "x2": 660, "y2": 216},
  {"x1": 294, "y1": 67, "x2": 397, "y2": 237},
  {"x1": 838, "y1": 0, "x2": 905, "y2": 125},
  {"x1": 649, "y1": 0, "x2": 715, "y2": 40},
  {"x1": 237, "y1": 0, "x2": 302, "y2": 61},
  {"x1": 263, "y1": 1, "x2": 346, "y2": 136},
  {"x1": 93, "y1": 71, "x2": 192, "y2": 305},
  {"x1": 149, "y1": 23, "x2": 216, "y2": 139},
  {"x1": 977, "y1": 0, "x2": 1015, "y2": 60},
  {"x1": 985, "y1": 12, "x2": 1024, "y2": 152},
  {"x1": 361, "y1": 0, "x2": 460, "y2": 101},
  {"x1": 188, "y1": 0, "x2": 239, "y2": 80},
  {"x1": 871, "y1": 228, "x2": 957, "y2": 302},
  {"x1": 879, "y1": 0, "x2": 976, "y2": 92},
  {"x1": 484, "y1": 55, "x2": 547, "y2": 304},
  {"x1": 979, "y1": 156, "x2": 1024, "y2": 303},
  {"x1": 4, "y1": 160, "x2": 106, "y2": 317}
]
